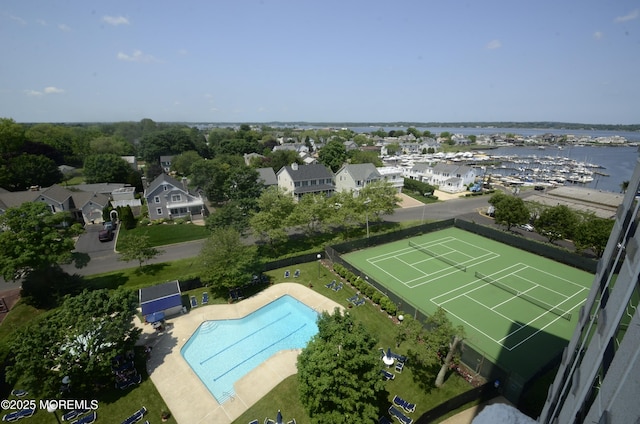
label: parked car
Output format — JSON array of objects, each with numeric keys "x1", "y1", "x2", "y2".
[
  {"x1": 98, "y1": 229, "x2": 114, "y2": 242},
  {"x1": 519, "y1": 223, "x2": 534, "y2": 232},
  {"x1": 103, "y1": 221, "x2": 116, "y2": 231}
]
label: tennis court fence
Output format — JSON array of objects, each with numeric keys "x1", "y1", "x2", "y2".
[
  {"x1": 408, "y1": 240, "x2": 467, "y2": 272},
  {"x1": 474, "y1": 271, "x2": 572, "y2": 320}
]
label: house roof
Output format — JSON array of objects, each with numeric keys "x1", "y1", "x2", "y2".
[
  {"x1": 256, "y1": 167, "x2": 277, "y2": 186},
  {"x1": 336, "y1": 163, "x2": 381, "y2": 182},
  {"x1": 145, "y1": 173, "x2": 192, "y2": 196},
  {"x1": 72, "y1": 191, "x2": 111, "y2": 209},
  {"x1": 139, "y1": 280, "x2": 181, "y2": 303},
  {"x1": 74, "y1": 183, "x2": 128, "y2": 195},
  {"x1": 433, "y1": 163, "x2": 473, "y2": 174},
  {"x1": 277, "y1": 163, "x2": 333, "y2": 181},
  {"x1": 159, "y1": 155, "x2": 175, "y2": 163},
  {"x1": 0, "y1": 184, "x2": 109, "y2": 212}
]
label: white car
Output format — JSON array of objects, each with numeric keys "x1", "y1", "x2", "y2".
[{"x1": 519, "y1": 223, "x2": 534, "y2": 232}]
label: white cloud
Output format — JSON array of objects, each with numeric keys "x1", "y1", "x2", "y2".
[
  {"x1": 486, "y1": 39, "x2": 502, "y2": 50},
  {"x1": 9, "y1": 14, "x2": 26, "y2": 25},
  {"x1": 44, "y1": 86, "x2": 65, "y2": 94},
  {"x1": 36, "y1": 19, "x2": 47, "y2": 26},
  {"x1": 25, "y1": 86, "x2": 65, "y2": 96},
  {"x1": 593, "y1": 31, "x2": 603, "y2": 40},
  {"x1": 58, "y1": 23, "x2": 71, "y2": 32},
  {"x1": 117, "y1": 50, "x2": 159, "y2": 63},
  {"x1": 102, "y1": 15, "x2": 129, "y2": 26},
  {"x1": 615, "y1": 9, "x2": 639, "y2": 23}
]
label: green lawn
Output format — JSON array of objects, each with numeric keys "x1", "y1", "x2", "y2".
[{"x1": 117, "y1": 222, "x2": 211, "y2": 248}]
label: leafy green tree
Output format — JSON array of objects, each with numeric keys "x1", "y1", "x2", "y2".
[
  {"x1": 0, "y1": 117, "x2": 26, "y2": 154},
  {"x1": 348, "y1": 150, "x2": 383, "y2": 166},
  {"x1": 297, "y1": 308, "x2": 384, "y2": 423},
  {"x1": 535, "y1": 204, "x2": 577, "y2": 243},
  {"x1": 89, "y1": 135, "x2": 134, "y2": 156},
  {"x1": 205, "y1": 201, "x2": 251, "y2": 234},
  {"x1": 3, "y1": 153, "x2": 63, "y2": 190},
  {"x1": 6, "y1": 288, "x2": 140, "y2": 397},
  {"x1": 261, "y1": 149, "x2": 301, "y2": 172},
  {"x1": 287, "y1": 194, "x2": 331, "y2": 235},
  {"x1": 326, "y1": 191, "x2": 362, "y2": 237},
  {"x1": 138, "y1": 126, "x2": 198, "y2": 163},
  {"x1": 20, "y1": 265, "x2": 84, "y2": 309},
  {"x1": 489, "y1": 192, "x2": 529, "y2": 231},
  {"x1": 171, "y1": 150, "x2": 203, "y2": 176},
  {"x1": 0, "y1": 202, "x2": 83, "y2": 281},
  {"x1": 25, "y1": 123, "x2": 88, "y2": 166},
  {"x1": 385, "y1": 142, "x2": 400, "y2": 155},
  {"x1": 199, "y1": 227, "x2": 259, "y2": 291},
  {"x1": 359, "y1": 180, "x2": 400, "y2": 222},
  {"x1": 394, "y1": 314, "x2": 425, "y2": 348},
  {"x1": 353, "y1": 134, "x2": 369, "y2": 146},
  {"x1": 407, "y1": 127, "x2": 422, "y2": 138},
  {"x1": 83, "y1": 153, "x2": 134, "y2": 184},
  {"x1": 118, "y1": 234, "x2": 163, "y2": 267},
  {"x1": 249, "y1": 186, "x2": 296, "y2": 247},
  {"x1": 117, "y1": 205, "x2": 136, "y2": 230},
  {"x1": 573, "y1": 216, "x2": 614, "y2": 258},
  {"x1": 318, "y1": 139, "x2": 347, "y2": 172},
  {"x1": 426, "y1": 308, "x2": 466, "y2": 388}
]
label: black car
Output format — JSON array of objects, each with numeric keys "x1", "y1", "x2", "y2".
[{"x1": 98, "y1": 229, "x2": 114, "y2": 242}]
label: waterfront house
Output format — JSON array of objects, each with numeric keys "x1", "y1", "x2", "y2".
[{"x1": 334, "y1": 163, "x2": 382, "y2": 196}]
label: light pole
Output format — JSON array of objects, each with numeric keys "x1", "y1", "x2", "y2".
[
  {"x1": 363, "y1": 198, "x2": 371, "y2": 238},
  {"x1": 317, "y1": 253, "x2": 322, "y2": 278}
]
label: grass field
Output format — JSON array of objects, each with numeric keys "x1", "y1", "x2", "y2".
[{"x1": 343, "y1": 227, "x2": 594, "y2": 381}]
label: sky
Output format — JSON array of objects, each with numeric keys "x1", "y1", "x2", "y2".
[{"x1": 1, "y1": 1, "x2": 639, "y2": 124}]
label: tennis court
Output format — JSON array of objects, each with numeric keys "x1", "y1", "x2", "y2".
[{"x1": 342, "y1": 227, "x2": 594, "y2": 380}]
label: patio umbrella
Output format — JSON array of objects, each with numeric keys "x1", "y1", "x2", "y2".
[
  {"x1": 276, "y1": 410, "x2": 283, "y2": 424},
  {"x1": 146, "y1": 311, "x2": 165, "y2": 323},
  {"x1": 387, "y1": 347, "x2": 392, "y2": 359}
]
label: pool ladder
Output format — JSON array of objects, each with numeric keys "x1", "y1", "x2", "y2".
[{"x1": 220, "y1": 390, "x2": 235, "y2": 403}]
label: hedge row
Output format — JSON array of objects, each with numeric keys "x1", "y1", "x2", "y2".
[{"x1": 333, "y1": 263, "x2": 398, "y2": 315}]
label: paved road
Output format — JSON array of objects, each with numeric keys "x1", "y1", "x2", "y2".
[{"x1": 3, "y1": 190, "x2": 567, "y2": 292}]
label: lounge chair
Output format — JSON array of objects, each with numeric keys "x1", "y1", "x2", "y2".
[
  {"x1": 294, "y1": 269, "x2": 300, "y2": 278},
  {"x1": 18, "y1": 409, "x2": 35, "y2": 419},
  {"x1": 287, "y1": 420, "x2": 297, "y2": 424},
  {"x1": 395, "y1": 361, "x2": 404, "y2": 373},
  {"x1": 2, "y1": 410, "x2": 21, "y2": 422},
  {"x1": 354, "y1": 297, "x2": 366, "y2": 306},
  {"x1": 380, "y1": 369, "x2": 395, "y2": 380},
  {"x1": 202, "y1": 292, "x2": 209, "y2": 305},
  {"x1": 347, "y1": 294, "x2": 359, "y2": 303},
  {"x1": 121, "y1": 406, "x2": 146, "y2": 424},
  {"x1": 190, "y1": 295, "x2": 198, "y2": 308},
  {"x1": 248, "y1": 421, "x2": 259, "y2": 424},
  {"x1": 391, "y1": 351, "x2": 407, "y2": 363},
  {"x1": 62, "y1": 409, "x2": 89, "y2": 421},
  {"x1": 379, "y1": 416, "x2": 393, "y2": 424},
  {"x1": 388, "y1": 405, "x2": 413, "y2": 424},
  {"x1": 71, "y1": 411, "x2": 97, "y2": 424},
  {"x1": 284, "y1": 270, "x2": 290, "y2": 278},
  {"x1": 393, "y1": 395, "x2": 415, "y2": 413},
  {"x1": 325, "y1": 280, "x2": 336, "y2": 289},
  {"x1": 10, "y1": 389, "x2": 27, "y2": 397},
  {"x1": 332, "y1": 282, "x2": 343, "y2": 292},
  {"x1": 264, "y1": 419, "x2": 275, "y2": 424}
]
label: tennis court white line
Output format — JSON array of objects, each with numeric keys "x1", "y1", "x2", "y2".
[{"x1": 366, "y1": 236, "x2": 456, "y2": 262}]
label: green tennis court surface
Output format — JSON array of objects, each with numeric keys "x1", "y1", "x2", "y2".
[{"x1": 343, "y1": 227, "x2": 593, "y2": 380}]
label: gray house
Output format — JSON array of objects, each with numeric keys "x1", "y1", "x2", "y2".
[
  {"x1": 276, "y1": 163, "x2": 334, "y2": 201},
  {"x1": 334, "y1": 163, "x2": 382, "y2": 196},
  {"x1": 144, "y1": 174, "x2": 207, "y2": 221}
]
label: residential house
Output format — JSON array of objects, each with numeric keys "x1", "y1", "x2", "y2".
[
  {"x1": 334, "y1": 163, "x2": 381, "y2": 196},
  {"x1": 144, "y1": 174, "x2": 207, "y2": 221},
  {"x1": 276, "y1": 163, "x2": 334, "y2": 201},
  {"x1": 139, "y1": 280, "x2": 184, "y2": 320},
  {"x1": 111, "y1": 186, "x2": 142, "y2": 212},
  {"x1": 343, "y1": 140, "x2": 358, "y2": 151},
  {"x1": 428, "y1": 163, "x2": 476, "y2": 193},
  {"x1": 256, "y1": 167, "x2": 278, "y2": 188},
  {"x1": 405, "y1": 163, "x2": 433, "y2": 181},
  {"x1": 377, "y1": 167, "x2": 405, "y2": 193},
  {"x1": 159, "y1": 155, "x2": 175, "y2": 173},
  {"x1": 0, "y1": 184, "x2": 110, "y2": 224}
]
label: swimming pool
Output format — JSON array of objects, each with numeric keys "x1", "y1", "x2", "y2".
[{"x1": 180, "y1": 295, "x2": 319, "y2": 403}]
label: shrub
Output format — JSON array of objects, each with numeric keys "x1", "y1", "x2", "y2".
[{"x1": 138, "y1": 217, "x2": 150, "y2": 226}]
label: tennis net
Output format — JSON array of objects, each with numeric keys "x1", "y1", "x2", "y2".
[
  {"x1": 409, "y1": 240, "x2": 467, "y2": 272},
  {"x1": 475, "y1": 271, "x2": 571, "y2": 320}
]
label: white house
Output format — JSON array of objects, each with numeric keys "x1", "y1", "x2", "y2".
[
  {"x1": 334, "y1": 163, "x2": 381, "y2": 196},
  {"x1": 377, "y1": 166, "x2": 405, "y2": 193},
  {"x1": 276, "y1": 163, "x2": 334, "y2": 201}
]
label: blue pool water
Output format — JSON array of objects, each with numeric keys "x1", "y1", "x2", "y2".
[{"x1": 180, "y1": 295, "x2": 319, "y2": 403}]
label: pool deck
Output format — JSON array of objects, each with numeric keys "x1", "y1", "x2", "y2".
[{"x1": 136, "y1": 283, "x2": 343, "y2": 424}]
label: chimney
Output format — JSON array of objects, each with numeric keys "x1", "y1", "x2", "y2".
[{"x1": 181, "y1": 177, "x2": 188, "y2": 191}]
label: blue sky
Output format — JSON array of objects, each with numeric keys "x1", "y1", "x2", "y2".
[{"x1": 1, "y1": 1, "x2": 638, "y2": 124}]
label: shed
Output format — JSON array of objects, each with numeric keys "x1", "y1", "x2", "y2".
[{"x1": 139, "y1": 280, "x2": 183, "y2": 320}]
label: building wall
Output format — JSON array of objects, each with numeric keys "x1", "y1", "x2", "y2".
[{"x1": 538, "y1": 157, "x2": 640, "y2": 424}]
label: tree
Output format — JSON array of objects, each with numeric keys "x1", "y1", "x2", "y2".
[
  {"x1": 297, "y1": 308, "x2": 384, "y2": 423},
  {"x1": 0, "y1": 117, "x2": 26, "y2": 154},
  {"x1": 138, "y1": 126, "x2": 197, "y2": 163},
  {"x1": 199, "y1": 227, "x2": 259, "y2": 291},
  {"x1": 359, "y1": 180, "x2": 400, "y2": 222},
  {"x1": 171, "y1": 150, "x2": 202, "y2": 176},
  {"x1": 426, "y1": 308, "x2": 466, "y2": 388},
  {"x1": 89, "y1": 135, "x2": 134, "y2": 156},
  {"x1": 535, "y1": 204, "x2": 576, "y2": 243},
  {"x1": 0, "y1": 202, "x2": 83, "y2": 281},
  {"x1": 318, "y1": 139, "x2": 347, "y2": 172},
  {"x1": 489, "y1": 192, "x2": 529, "y2": 231},
  {"x1": 118, "y1": 234, "x2": 163, "y2": 267},
  {"x1": 385, "y1": 142, "x2": 400, "y2": 155},
  {"x1": 83, "y1": 154, "x2": 134, "y2": 184},
  {"x1": 573, "y1": 216, "x2": 614, "y2": 258},
  {"x1": 348, "y1": 150, "x2": 383, "y2": 166},
  {"x1": 394, "y1": 314, "x2": 425, "y2": 348},
  {"x1": 287, "y1": 194, "x2": 331, "y2": 235},
  {"x1": 6, "y1": 288, "x2": 140, "y2": 397},
  {"x1": 2, "y1": 153, "x2": 63, "y2": 190},
  {"x1": 205, "y1": 201, "x2": 251, "y2": 234},
  {"x1": 249, "y1": 186, "x2": 296, "y2": 247}
]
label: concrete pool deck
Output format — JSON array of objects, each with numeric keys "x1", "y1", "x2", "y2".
[{"x1": 136, "y1": 283, "x2": 343, "y2": 424}]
